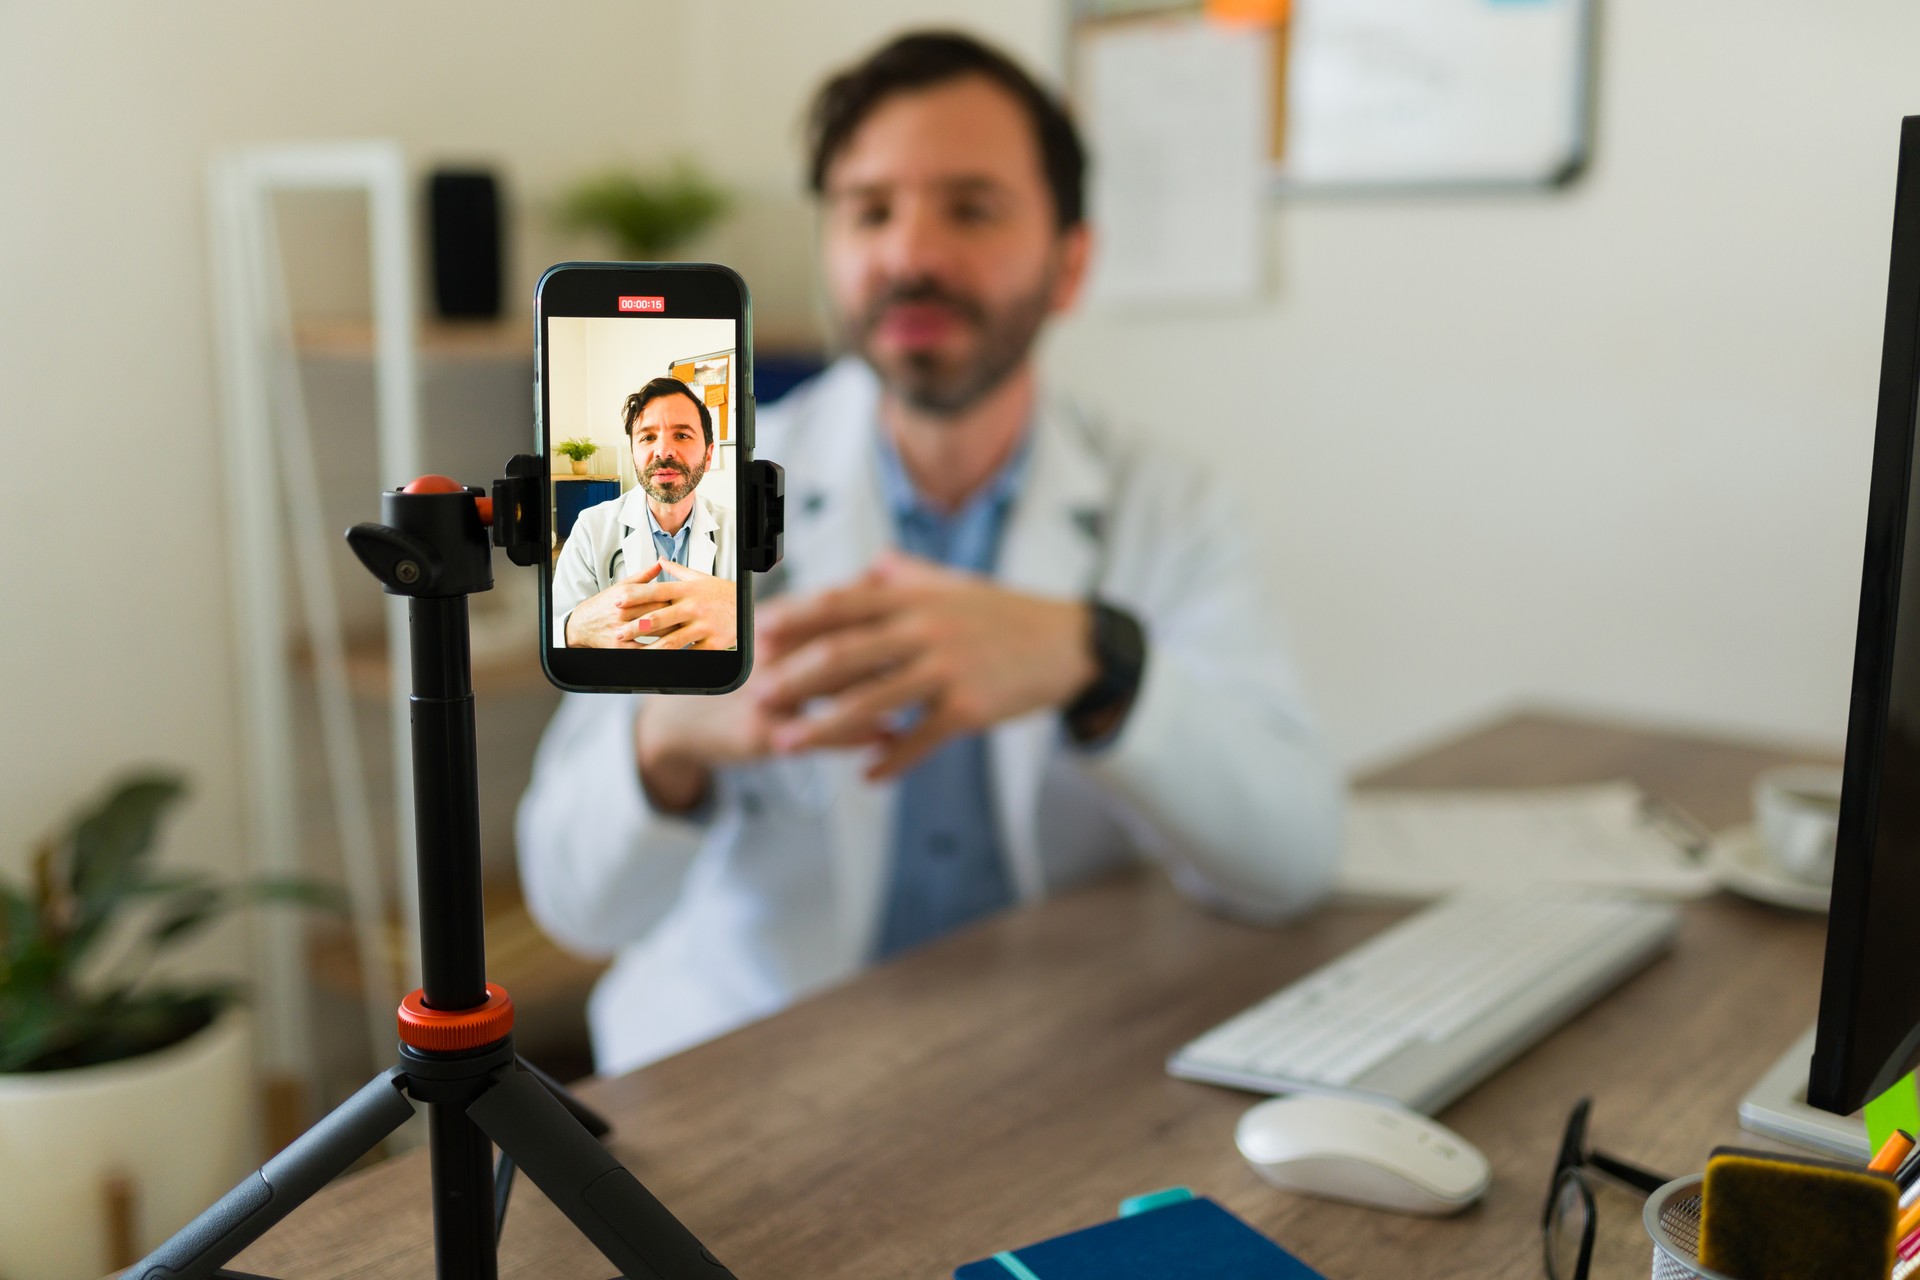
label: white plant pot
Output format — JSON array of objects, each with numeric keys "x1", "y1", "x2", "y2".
[{"x1": 0, "y1": 1010, "x2": 255, "y2": 1280}]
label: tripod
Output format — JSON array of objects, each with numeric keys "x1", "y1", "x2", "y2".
[{"x1": 129, "y1": 459, "x2": 773, "y2": 1279}]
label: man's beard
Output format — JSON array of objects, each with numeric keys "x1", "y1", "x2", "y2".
[
  {"x1": 844, "y1": 269, "x2": 1054, "y2": 417},
  {"x1": 641, "y1": 453, "x2": 706, "y2": 504}
]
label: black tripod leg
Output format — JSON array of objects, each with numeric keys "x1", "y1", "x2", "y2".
[
  {"x1": 494, "y1": 1057, "x2": 604, "y2": 1238},
  {"x1": 516, "y1": 1053, "x2": 612, "y2": 1138},
  {"x1": 126, "y1": 1068, "x2": 415, "y2": 1280},
  {"x1": 468, "y1": 1067, "x2": 734, "y2": 1279},
  {"x1": 494, "y1": 1152, "x2": 517, "y2": 1242}
]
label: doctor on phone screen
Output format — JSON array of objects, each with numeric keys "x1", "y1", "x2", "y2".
[{"x1": 552, "y1": 377, "x2": 739, "y2": 651}]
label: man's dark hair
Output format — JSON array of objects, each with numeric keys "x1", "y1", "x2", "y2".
[
  {"x1": 623, "y1": 377, "x2": 713, "y2": 448},
  {"x1": 806, "y1": 30, "x2": 1087, "y2": 231}
]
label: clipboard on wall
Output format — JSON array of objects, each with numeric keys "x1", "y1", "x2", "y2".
[{"x1": 1068, "y1": 0, "x2": 1599, "y2": 192}]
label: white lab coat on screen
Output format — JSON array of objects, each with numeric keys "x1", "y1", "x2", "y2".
[
  {"x1": 551, "y1": 486, "x2": 736, "y2": 646},
  {"x1": 516, "y1": 358, "x2": 1342, "y2": 1075}
]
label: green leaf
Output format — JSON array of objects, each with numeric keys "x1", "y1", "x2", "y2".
[
  {"x1": 64, "y1": 775, "x2": 188, "y2": 972},
  {"x1": 557, "y1": 161, "x2": 731, "y2": 259},
  {"x1": 236, "y1": 878, "x2": 350, "y2": 913},
  {"x1": 82, "y1": 988, "x2": 227, "y2": 1066},
  {"x1": 69, "y1": 873, "x2": 214, "y2": 960},
  {"x1": 128, "y1": 877, "x2": 342, "y2": 963},
  {"x1": 70, "y1": 773, "x2": 185, "y2": 904},
  {"x1": 0, "y1": 989, "x2": 95, "y2": 1072},
  {"x1": 0, "y1": 985, "x2": 232, "y2": 1072},
  {"x1": 145, "y1": 885, "x2": 225, "y2": 949},
  {"x1": 1, "y1": 937, "x2": 68, "y2": 1000},
  {"x1": 0, "y1": 881, "x2": 32, "y2": 963}
]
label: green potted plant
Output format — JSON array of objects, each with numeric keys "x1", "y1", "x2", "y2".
[
  {"x1": 0, "y1": 772, "x2": 341, "y2": 1280},
  {"x1": 556, "y1": 159, "x2": 731, "y2": 260},
  {"x1": 556, "y1": 436, "x2": 600, "y2": 475}
]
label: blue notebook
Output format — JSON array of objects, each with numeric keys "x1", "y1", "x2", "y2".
[{"x1": 954, "y1": 1195, "x2": 1327, "y2": 1279}]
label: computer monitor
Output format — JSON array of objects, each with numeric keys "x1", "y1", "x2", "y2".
[
  {"x1": 1740, "y1": 116, "x2": 1920, "y2": 1158},
  {"x1": 1809, "y1": 113, "x2": 1920, "y2": 1117}
]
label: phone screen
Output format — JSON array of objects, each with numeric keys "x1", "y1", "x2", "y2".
[{"x1": 536, "y1": 264, "x2": 753, "y2": 693}]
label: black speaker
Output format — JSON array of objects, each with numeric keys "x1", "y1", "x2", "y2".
[{"x1": 427, "y1": 169, "x2": 503, "y2": 319}]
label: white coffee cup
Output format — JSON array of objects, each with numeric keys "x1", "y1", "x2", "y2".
[{"x1": 1752, "y1": 765, "x2": 1844, "y2": 885}]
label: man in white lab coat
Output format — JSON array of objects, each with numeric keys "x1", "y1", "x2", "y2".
[
  {"x1": 552, "y1": 377, "x2": 739, "y2": 650},
  {"x1": 517, "y1": 30, "x2": 1342, "y2": 1074}
]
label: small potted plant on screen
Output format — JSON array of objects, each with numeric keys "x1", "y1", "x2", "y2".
[{"x1": 556, "y1": 437, "x2": 600, "y2": 475}]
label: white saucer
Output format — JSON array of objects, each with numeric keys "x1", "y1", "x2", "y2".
[{"x1": 1706, "y1": 824, "x2": 1831, "y2": 913}]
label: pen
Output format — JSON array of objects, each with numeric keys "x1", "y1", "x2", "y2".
[
  {"x1": 1872, "y1": 1129, "x2": 1915, "y2": 1175},
  {"x1": 1897, "y1": 1143, "x2": 1920, "y2": 1189},
  {"x1": 1894, "y1": 1194, "x2": 1920, "y2": 1245}
]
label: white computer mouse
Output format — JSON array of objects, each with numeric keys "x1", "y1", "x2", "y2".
[{"x1": 1235, "y1": 1094, "x2": 1491, "y2": 1216}]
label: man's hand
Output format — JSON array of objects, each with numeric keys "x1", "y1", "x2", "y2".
[
  {"x1": 632, "y1": 596, "x2": 796, "y2": 812},
  {"x1": 567, "y1": 560, "x2": 738, "y2": 650},
  {"x1": 754, "y1": 552, "x2": 1098, "y2": 779},
  {"x1": 618, "y1": 560, "x2": 737, "y2": 650},
  {"x1": 565, "y1": 562, "x2": 673, "y2": 649}
]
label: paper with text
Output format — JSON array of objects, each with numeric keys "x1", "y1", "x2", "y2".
[{"x1": 1080, "y1": 18, "x2": 1269, "y2": 305}]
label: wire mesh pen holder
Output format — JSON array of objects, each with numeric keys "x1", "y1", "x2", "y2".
[{"x1": 1645, "y1": 1175, "x2": 1742, "y2": 1280}]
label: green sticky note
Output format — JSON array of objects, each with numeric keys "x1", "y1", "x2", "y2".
[{"x1": 1865, "y1": 1071, "x2": 1920, "y2": 1157}]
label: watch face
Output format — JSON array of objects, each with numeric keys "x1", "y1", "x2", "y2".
[
  {"x1": 1095, "y1": 602, "x2": 1147, "y2": 675},
  {"x1": 1070, "y1": 602, "x2": 1147, "y2": 725},
  {"x1": 536, "y1": 263, "x2": 753, "y2": 693}
]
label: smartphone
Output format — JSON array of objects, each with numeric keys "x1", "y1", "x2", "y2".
[{"x1": 535, "y1": 262, "x2": 755, "y2": 693}]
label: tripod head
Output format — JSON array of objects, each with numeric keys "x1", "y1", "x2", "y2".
[{"x1": 345, "y1": 454, "x2": 546, "y2": 597}]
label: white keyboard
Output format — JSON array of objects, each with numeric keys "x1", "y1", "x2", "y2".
[{"x1": 1167, "y1": 891, "x2": 1679, "y2": 1114}]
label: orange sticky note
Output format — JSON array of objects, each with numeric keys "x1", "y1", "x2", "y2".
[{"x1": 1206, "y1": 0, "x2": 1289, "y2": 25}]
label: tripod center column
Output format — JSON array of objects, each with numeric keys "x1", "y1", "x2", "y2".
[{"x1": 408, "y1": 594, "x2": 489, "y2": 1011}]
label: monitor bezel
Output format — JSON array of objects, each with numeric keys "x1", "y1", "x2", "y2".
[{"x1": 1809, "y1": 115, "x2": 1920, "y2": 1114}]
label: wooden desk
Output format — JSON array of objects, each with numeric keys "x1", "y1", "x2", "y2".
[{"x1": 229, "y1": 712, "x2": 1837, "y2": 1278}]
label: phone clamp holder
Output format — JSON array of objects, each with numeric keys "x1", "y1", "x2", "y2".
[
  {"x1": 130, "y1": 466, "x2": 744, "y2": 1280},
  {"x1": 481, "y1": 452, "x2": 783, "y2": 573}
]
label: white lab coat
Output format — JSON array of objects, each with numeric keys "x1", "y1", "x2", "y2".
[
  {"x1": 551, "y1": 486, "x2": 737, "y2": 646},
  {"x1": 517, "y1": 358, "x2": 1342, "y2": 1075}
]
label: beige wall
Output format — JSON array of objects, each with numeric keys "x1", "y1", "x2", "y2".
[
  {"x1": 1050, "y1": 0, "x2": 1913, "y2": 763},
  {"x1": 2, "y1": 0, "x2": 1915, "y2": 918}
]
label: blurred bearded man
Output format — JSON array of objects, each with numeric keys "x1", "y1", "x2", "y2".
[{"x1": 520, "y1": 30, "x2": 1342, "y2": 1074}]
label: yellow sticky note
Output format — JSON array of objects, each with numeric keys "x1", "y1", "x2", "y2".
[{"x1": 1205, "y1": 0, "x2": 1289, "y2": 25}]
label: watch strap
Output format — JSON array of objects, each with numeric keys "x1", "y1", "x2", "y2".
[{"x1": 1065, "y1": 600, "x2": 1146, "y2": 735}]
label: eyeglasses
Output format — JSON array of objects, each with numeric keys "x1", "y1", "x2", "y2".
[{"x1": 1543, "y1": 1098, "x2": 1673, "y2": 1280}]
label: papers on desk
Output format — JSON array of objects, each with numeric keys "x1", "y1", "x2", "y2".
[{"x1": 1338, "y1": 780, "x2": 1716, "y2": 900}]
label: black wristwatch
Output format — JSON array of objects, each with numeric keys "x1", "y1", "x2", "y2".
[{"x1": 1064, "y1": 600, "x2": 1147, "y2": 741}]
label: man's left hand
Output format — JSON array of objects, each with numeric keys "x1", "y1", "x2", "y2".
[
  {"x1": 755, "y1": 551, "x2": 1098, "y2": 778},
  {"x1": 617, "y1": 559, "x2": 738, "y2": 650}
]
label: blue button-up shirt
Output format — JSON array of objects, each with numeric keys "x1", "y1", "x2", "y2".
[
  {"x1": 645, "y1": 501, "x2": 693, "y2": 582},
  {"x1": 871, "y1": 429, "x2": 1032, "y2": 961}
]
